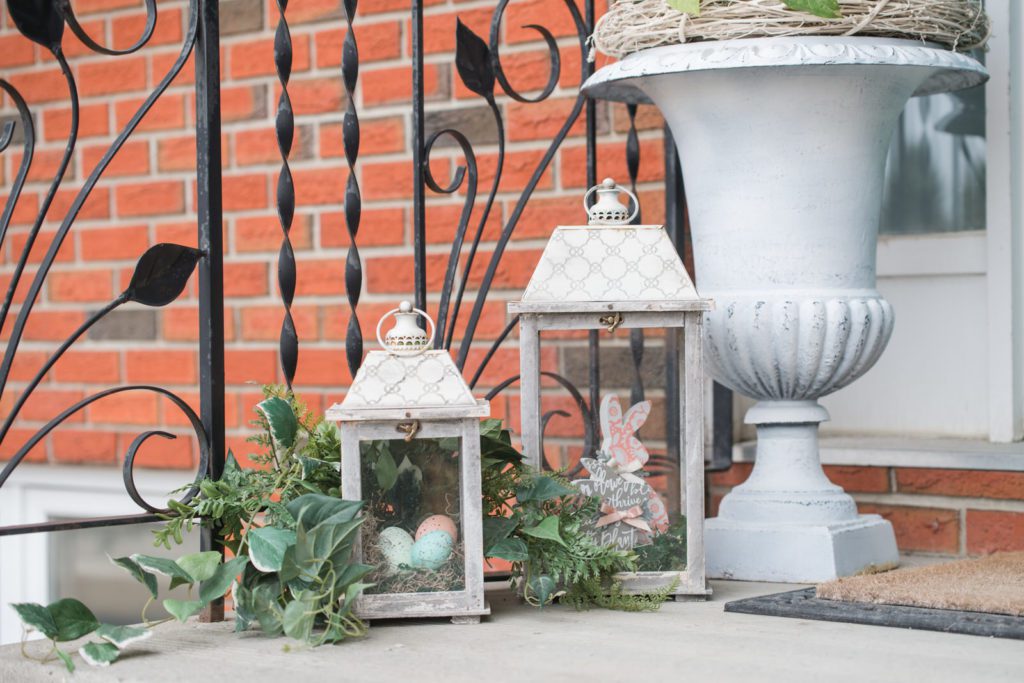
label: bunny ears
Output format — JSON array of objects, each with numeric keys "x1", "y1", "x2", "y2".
[
  {"x1": 600, "y1": 394, "x2": 651, "y2": 439},
  {"x1": 599, "y1": 394, "x2": 652, "y2": 474}
]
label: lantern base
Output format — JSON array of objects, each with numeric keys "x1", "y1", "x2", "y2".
[{"x1": 705, "y1": 515, "x2": 899, "y2": 583}]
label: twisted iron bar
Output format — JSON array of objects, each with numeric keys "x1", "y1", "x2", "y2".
[
  {"x1": 342, "y1": 0, "x2": 363, "y2": 375},
  {"x1": 275, "y1": 0, "x2": 298, "y2": 388}
]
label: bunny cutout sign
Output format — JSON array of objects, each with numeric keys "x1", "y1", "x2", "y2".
[{"x1": 576, "y1": 394, "x2": 674, "y2": 552}]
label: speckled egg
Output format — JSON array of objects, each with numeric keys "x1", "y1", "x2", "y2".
[
  {"x1": 415, "y1": 514, "x2": 458, "y2": 544},
  {"x1": 377, "y1": 526, "x2": 414, "y2": 574},
  {"x1": 410, "y1": 530, "x2": 454, "y2": 571}
]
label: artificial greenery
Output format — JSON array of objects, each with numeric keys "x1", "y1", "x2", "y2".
[
  {"x1": 231, "y1": 493, "x2": 371, "y2": 645},
  {"x1": 155, "y1": 385, "x2": 341, "y2": 553},
  {"x1": 479, "y1": 419, "x2": 675, "y2": 611},
  {"x1": 154, "y1": 386, "x2": 371, "y2": 646},
  {"x1": 635, "y1": 515, "x2": 688, "y2": 572},
  {"x1": 13, "y1": 389, "x2": 676, "y2": 674},
  {"x1": 13, "y1": 550, "x2": 244, "y2": 672}
]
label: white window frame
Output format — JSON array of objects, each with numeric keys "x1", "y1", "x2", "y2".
[{"x1": 0, "y1": 465, "x2": 195, "y2": 645}]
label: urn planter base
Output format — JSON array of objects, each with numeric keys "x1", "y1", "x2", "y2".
[{"x1": 705, "y1": 515, "x2": 899, "y2": 583}]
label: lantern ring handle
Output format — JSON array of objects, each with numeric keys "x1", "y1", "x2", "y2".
[
  {"x1": 582, "y1": 180, "x2": 640, "y2": 224},
  {"x1": 376, "y1": 305, "x2": 436, "y2": 355}
]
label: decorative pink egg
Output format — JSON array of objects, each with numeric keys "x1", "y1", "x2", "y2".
[{"x1": 415, "y1": 514, "x2": 458, "y2": 543}]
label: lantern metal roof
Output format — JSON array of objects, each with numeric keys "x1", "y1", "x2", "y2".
[
  {"x1": 515, "y1": 179, "x2": 709, "y2": 313},
  {"x1": 326, "y1": 302, "x2": 489, "y2": 421}
]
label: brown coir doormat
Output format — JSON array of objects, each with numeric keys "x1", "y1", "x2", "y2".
[{"x1": 816, "y1": 552, "x2": 1024, "y2": 617}]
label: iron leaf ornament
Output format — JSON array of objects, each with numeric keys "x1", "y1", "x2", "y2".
[
  {"x1": 124, "y1": 243, "x2": 203, "y2": 307},
  {"x1": 455, "y1": 19, "x2": 494, "y2": 99},
  {"x1": 7, "y1": 0, "x2": 64, "y2": 52}
]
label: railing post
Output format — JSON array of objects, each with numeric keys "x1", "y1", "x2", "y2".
[{"x1": 195, "y1": 0, "x2": 226, "y2": 623}]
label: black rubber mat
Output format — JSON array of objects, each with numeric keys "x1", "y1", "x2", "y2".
[{"x1": 724, "y1": 587, "x2": 1024, "y2": 640}]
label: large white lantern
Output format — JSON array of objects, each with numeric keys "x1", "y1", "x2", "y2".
[
  {"x1": 510, "y1": 179, "x2": 712, "y2": 598},
  {"x1": 326, "y1": 302, "x2": 490, "y2": 623}
]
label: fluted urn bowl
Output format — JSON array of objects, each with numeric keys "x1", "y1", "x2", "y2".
[{"x1": 584, "y1": 37, "x2": 987, "y2": 582}]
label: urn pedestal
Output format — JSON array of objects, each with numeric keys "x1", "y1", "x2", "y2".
[{"x1": 584, "y1": 37, "x2": 987, "y2": 582}]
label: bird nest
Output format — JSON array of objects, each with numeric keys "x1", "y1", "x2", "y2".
[{"x1": 592, "y1": 0, "x2": 990, "y2": 59}]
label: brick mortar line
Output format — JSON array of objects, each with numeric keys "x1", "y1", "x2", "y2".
[{"x1": 851, "y1": 491, "x2": 1024, "y2": 512}]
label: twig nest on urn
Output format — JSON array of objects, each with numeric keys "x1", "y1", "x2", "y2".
[{"x1": 592, "y1": 0, "x2": 990, "y2": 59}]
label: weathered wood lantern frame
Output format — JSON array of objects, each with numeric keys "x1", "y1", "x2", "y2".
[
  {"x1": 326, "y1": 303, "x2": 491, "y2": 623},
  {"x1": 510, "y1": 179, "x2": 712, "y2": 598}
]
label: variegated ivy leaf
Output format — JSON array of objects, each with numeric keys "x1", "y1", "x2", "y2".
[
  {"x1": 256, "y1": 396, "x2": 299, "y2": 453},
  {"x1": 247, "y1": 526, "x2": 297, "y2": 573},
  {"x1": 110, "y1": 556, "x2": 159, "y2": 599},
  {"x1": 163, "y1": 599, "x2": 204, "y2": 623},
  {"x1": 665, "y1": 0, "x2": 700, "y2": 15},
  {"x1": 131, "y1": 554, "x2": 194, "y2": 590},
  {"x1": 95, "y1": 624, "x2": 151, "y2": 649},
  {"x1": 783, "y1": 0, "x2": 841, "y2": 19},
  {"x1": 176, "y1": 551, "x2": 222, "y2": 584},
  {"x1": 80, "y1": 641, "x2": 120, "y2": 667}
]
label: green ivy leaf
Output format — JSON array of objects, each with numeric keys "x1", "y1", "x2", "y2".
[
  {"x1": 331, "y1": 563, "x2": 375, "y2": 599},
  {"x1": 782, "y1": 0, "x2": 841, "y2": 19},
  {"x1": 79, "y1": 641, "x2": 120, "y2": 667},
  {"x1": 527, "y1": 574, "x2": 560, "y2": 607},
  {"x1": 48, "y1": 599, "x2": 101, "y2": 642},
  {"x1": 521, "y1": 516, "x2": 566, "y2": 547},
  {"x1": 375, "y1": 448, "x2": 398, "y2": 492},
  {"x1": 163, "y1": 599, "x2": 204, "y2": 623},
  {"x1": 483, "y1": 515, "x2": 517, "y2": 552},
  {"x1": 247, "y1": 526, "x2": 297, "y2": 573},
  {"x1": 199, "y1": 556, "x2": 249, "y2": 604},
  {"x1": 488, "y1": 537, "x2": 529, "y2": 561},
  {"x1": 665, "y1": 0, "x2": 700, "y2": 15},
  {"x1": 176, "y1": 551, "x2": 222, "y2": 584},
  {"x1": 517, "y1": 476, "x2": 576, "y2": 504},
  {"x1": 10, "y1": 602, "x2": 58, "y2": 640},
  {"x1": 286, "y1": 494, "x2": 362, "y2": 530},
  {"x1": 55, "y1": 648, "x2": 75, "y2": 673},
  {"x1": 96, "y1": 624, "x2": 151, "y2": 649},
  {"x1": 110, "y1": 556, "x2": 159, "y2": 599},
  {"x1": 251, "y1": 583, "x2": 285, "y2": 636},
  {"x1": 256, "y1": 396, "x2": 299, "y2": 451},
  {"x1": 131, "y1": 554, "x2": 194, "y2": 589},
  {"x1": 282, "y1": 592, "x2": 317, "y2": 643}
]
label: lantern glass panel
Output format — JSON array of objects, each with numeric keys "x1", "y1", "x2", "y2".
[
  {"x1": 537, "y1": 327, "x2": 690, "y2": 574},
  {"x1": 359, "y1": 436, "x2": 465, "y2": 595}
]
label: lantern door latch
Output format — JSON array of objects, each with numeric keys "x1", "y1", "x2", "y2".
[
  {"x1": 599, "y1": 312, "x2": 624, "y2": 333},
  {"x1": 396, "y1": 420, "x2": 421, "y2": 441}
]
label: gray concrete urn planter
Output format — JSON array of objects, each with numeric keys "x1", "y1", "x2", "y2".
[{"x1": 584, "y1": 37, "x2": 987, "y2": 582}]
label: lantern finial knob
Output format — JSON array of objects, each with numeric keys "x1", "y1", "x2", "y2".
[
  {"x1": 583, "y1": 177, "x2": 640, "y2": 225},
  {"x1": 377, "y1": 300, "x2": 435, "y2": 356}
]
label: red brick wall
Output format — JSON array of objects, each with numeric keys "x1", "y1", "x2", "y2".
[
  {"x1": 0, "y1": 0, "x2": 649, "y2": 467},
  {"x1": 710, "y1": 465, "x2": 1024, "y2": 556},
  {"x1": 1, "y1": 0, "x2": 1021, "y2": 557}
]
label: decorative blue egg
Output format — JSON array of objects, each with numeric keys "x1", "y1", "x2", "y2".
[
  {"x1": 378, "y1": 526, "x2": 414, "y2": 574},
  {"x1": 410, "y1": 530, "x2": 454, "y2": 570}
]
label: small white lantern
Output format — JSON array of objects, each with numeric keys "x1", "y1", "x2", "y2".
[
  {"x1": 510, "y1": 179, "x2": 712, "y2": 598},
  {"x1": 326, "y1": 302, "x2": 490, "y2": 623}
]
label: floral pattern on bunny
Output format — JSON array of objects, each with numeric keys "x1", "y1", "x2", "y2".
[{"x1": 600, "y1": 394, "x2": 651, "y2": 484}]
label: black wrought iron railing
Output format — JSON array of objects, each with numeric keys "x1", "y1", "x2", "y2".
[
  {"x1": 0, "y1": 0, "x2": 731, "y2": 565},
  {"x1": 0, "y1": 0, "x2": 224, "y2": 543}
]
